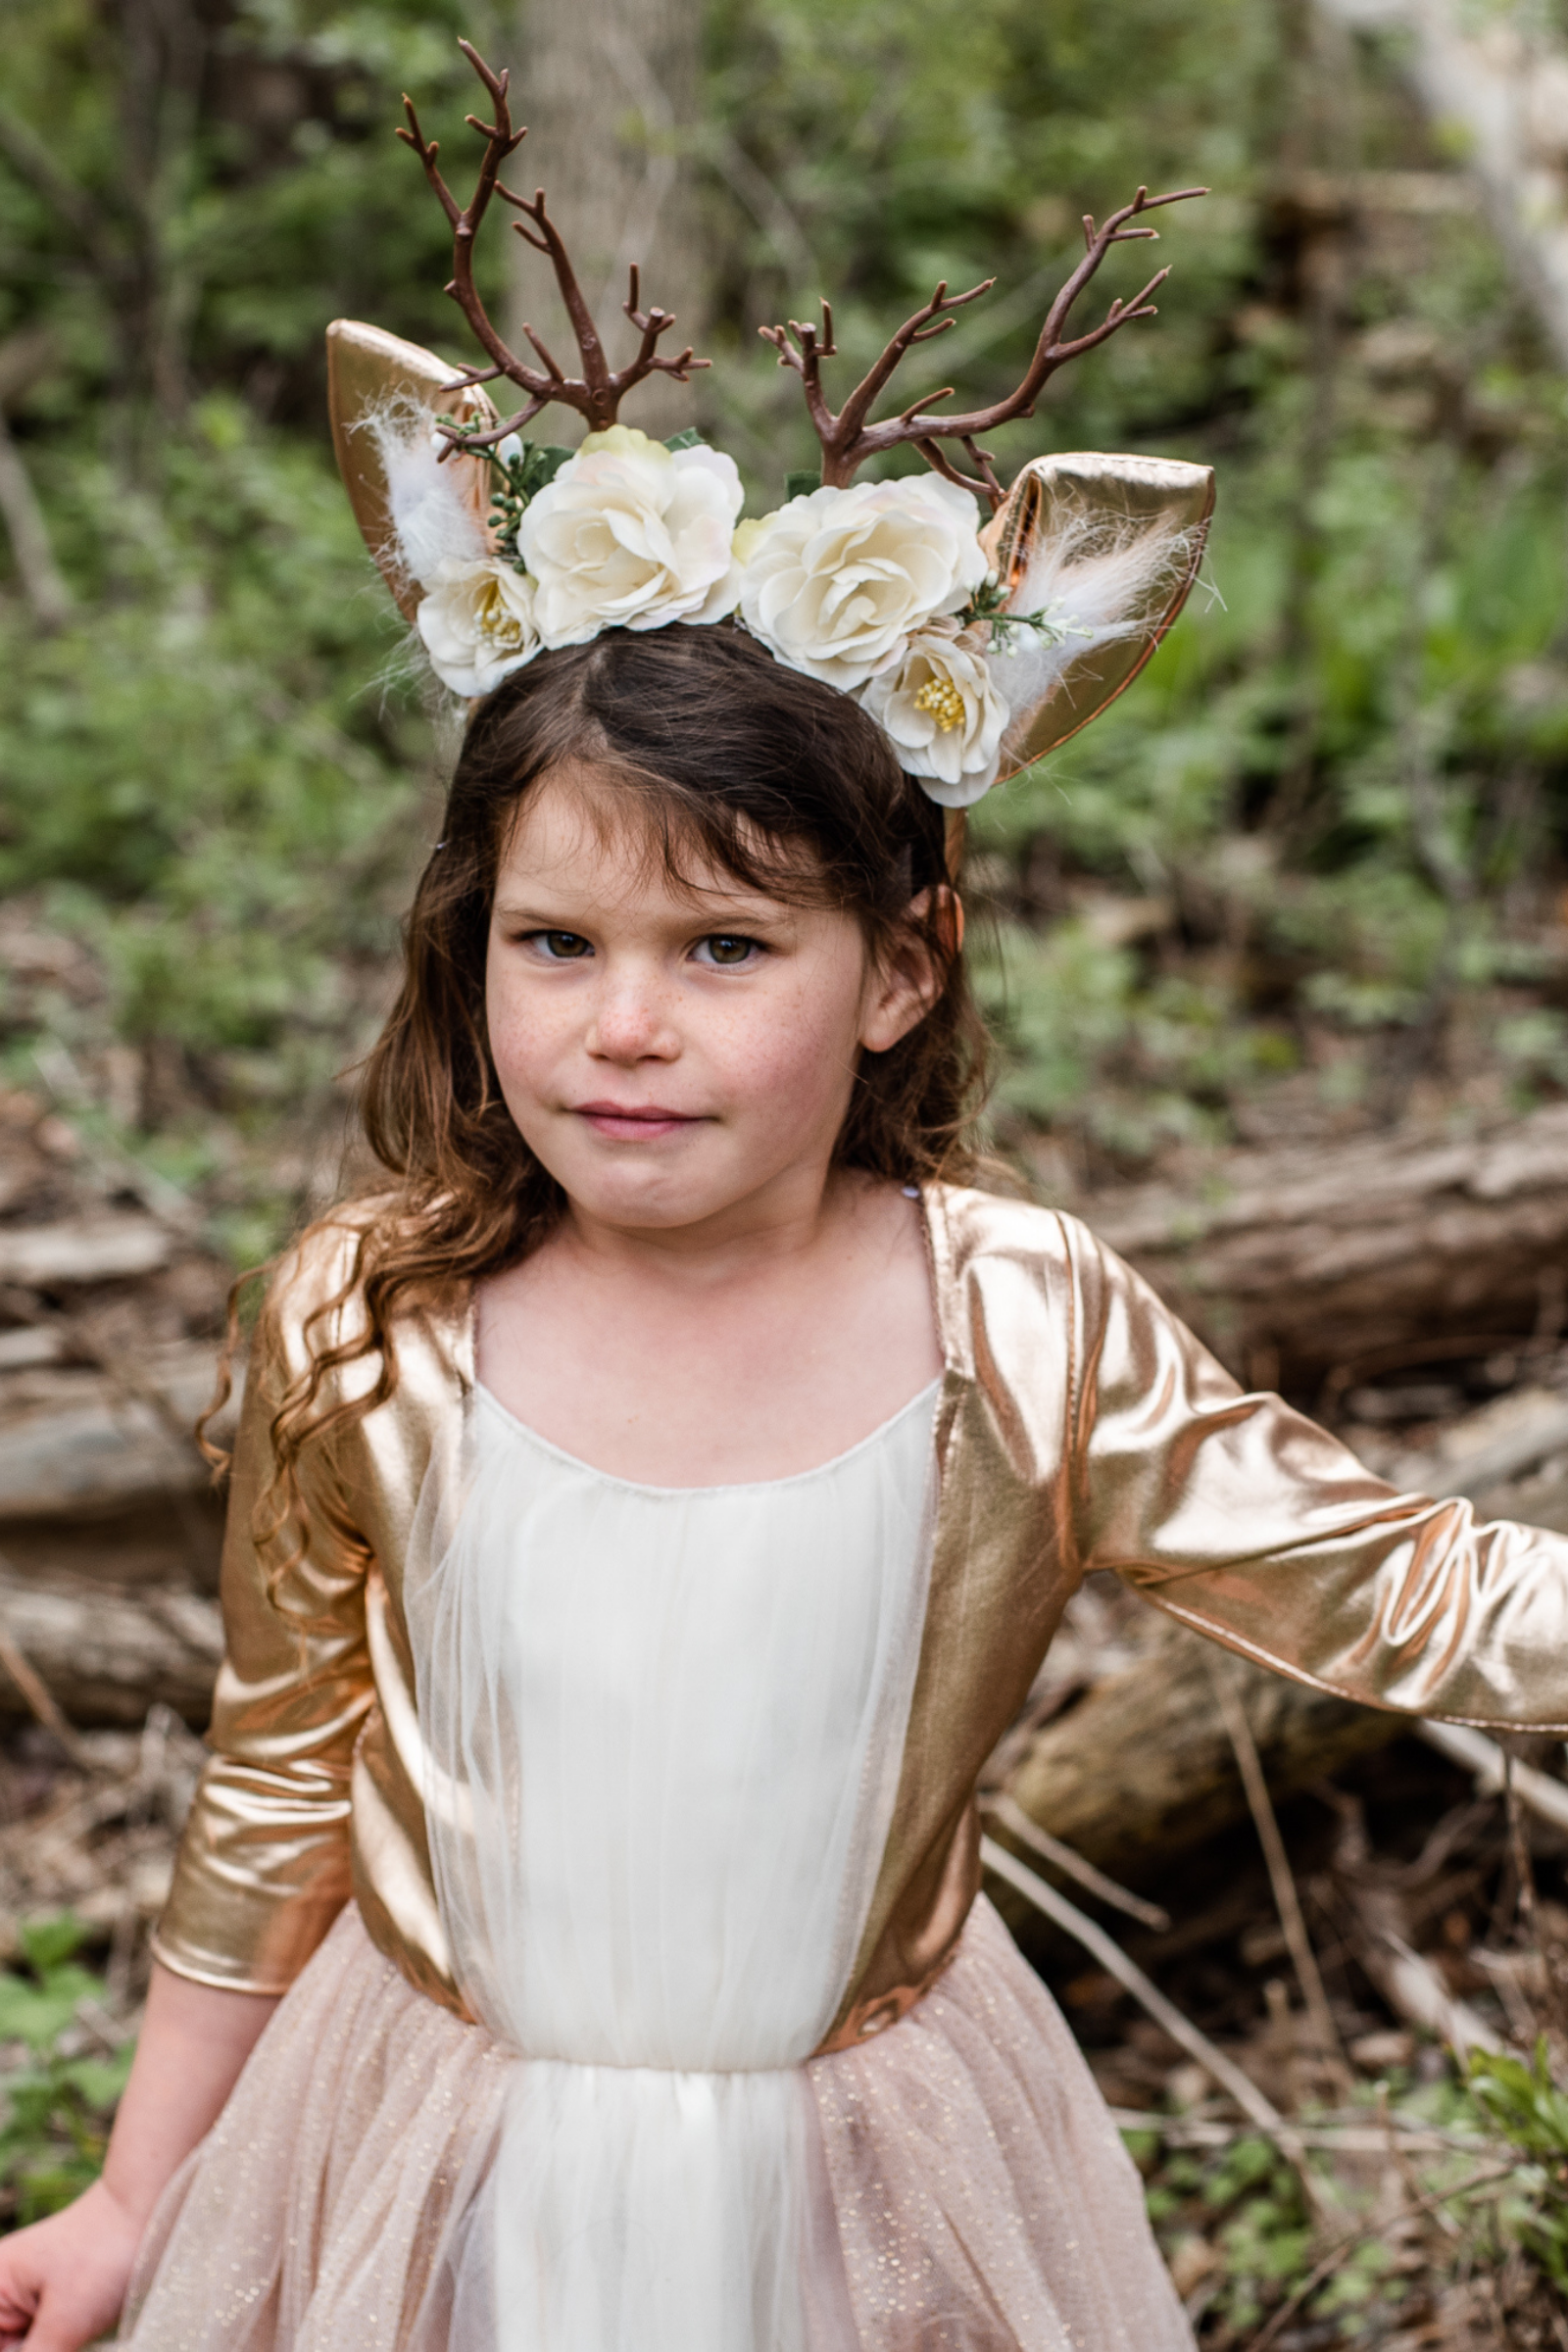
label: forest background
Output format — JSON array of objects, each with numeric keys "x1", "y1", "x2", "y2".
[
  {"x1": 11, "y1": 1, "x2": 1568, "y2": 2346},
  {"x1": 7, "y1": 0, "x2": 1568, "y2": 1261}
]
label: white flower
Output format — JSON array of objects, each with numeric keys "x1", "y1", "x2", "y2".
[
  {"x1": 517, "y1": 425, "x2": 744, "y2": 646},
  {"x1": 858, "y1": 619, "x2": 1009, "y2": 807},
  {"x1": 416, "y1": 557, "x2": 541, "y2": 697},
  {"x1": 735, "y1": 475, "x2": 987, "y2": 692}
]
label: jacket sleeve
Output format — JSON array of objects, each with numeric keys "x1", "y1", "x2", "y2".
[
  {"x1": 1065, "y1": 1217, "x2": 1568, "y2": 1732},
  {"x1": 152, "y1": 1246, "x2": 377, "y2": 1994}
]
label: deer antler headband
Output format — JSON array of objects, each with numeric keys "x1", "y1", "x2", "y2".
[{"x1": 328, "y1": 39, "x2": 1216, "y2": 808}]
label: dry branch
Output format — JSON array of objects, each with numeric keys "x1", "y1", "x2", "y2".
[
  {"x1": 982, "y1": 1790, "x2": 1170, "y2": 1931},
  {"x1": 0, "y1": 1348, "x2": 219, "y2": 1525},
  {"x1": 1417, "y1": 1720, "x2": 1568, "y2": 1837},
  {"x1": 1208, "y1": 1650, "x2": 1348, "y2": 2079},
  {"x1": 980, "y1": 1834, "x2": 1286, "y2": 2132}
]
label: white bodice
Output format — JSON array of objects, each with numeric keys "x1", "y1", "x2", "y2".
[{"x1": 405, "y1": 1377, "x2": 941, "y2": 2352}]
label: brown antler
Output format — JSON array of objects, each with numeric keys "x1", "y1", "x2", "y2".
[
  {"x1": 760, "y1": 184, "x2": 1206, "y2": 508},
  {"x1": 397, "y1": 39, "x2": 709, "y2": 447}
]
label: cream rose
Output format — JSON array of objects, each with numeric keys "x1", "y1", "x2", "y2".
[
  {"x1": 416, "y1": 558, "x2": 541, "y2": 698},
  {"x1": 517, "y1": 425, "x2": 743, "y2": 646},
  {"x1": 735, "y1": 475, "x2": 987, "y2": 692},
  {"x1": 858, "y1": 619, "x2": 1009, "y2": 806}
]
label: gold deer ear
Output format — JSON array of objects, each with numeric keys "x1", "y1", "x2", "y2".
[
  {"x1": 980, "y1": 452, "x2": 1214, "y2": 776},
  {"x1": 326, "y1": 319, "x2": 500, "y2": 620}
]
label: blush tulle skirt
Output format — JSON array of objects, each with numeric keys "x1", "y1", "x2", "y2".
[{"x1": 119, "y1": 1896, "x2": 1194, "y2": 2352}]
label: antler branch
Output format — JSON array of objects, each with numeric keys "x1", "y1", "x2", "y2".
[
  {"x1": 760, "y1": 183, "x2": 1205, "y2": 507},
  {"x1": 398, "y1": 39, "x2": 710, "y2": 445}
]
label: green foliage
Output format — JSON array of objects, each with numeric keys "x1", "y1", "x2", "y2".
[
  {"x1": 3, "y1": 0, "x2": 1568, "y2": 1233},
  {"x1": 1462, "y1": 2040, "x2": 1568, "y2": 2288},
  {"x1": 1133, "y1": 2050, "x2": 1568, "y2": 2333},
  {"x1": 0, "y1": 1919, "x2": 133, "y2": 2228},
  {"x1": 1145, "y1": 2135, "x2": 1348, "y2": 2335}
]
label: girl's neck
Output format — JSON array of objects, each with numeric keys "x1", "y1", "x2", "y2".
[{"x1": 476, "y1": 1174, "x2": 943, "y2": 1488}]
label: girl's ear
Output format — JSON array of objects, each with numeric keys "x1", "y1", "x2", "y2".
[{"x1": 858, "y1": 887, "x2": 961, "y2": 1054}]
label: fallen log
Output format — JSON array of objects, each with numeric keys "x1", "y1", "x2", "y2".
[
  {"x1": 0, "y1": 1344, "x2": 229, "y2": 1588},
  {"x1": 998, "y1": 1612, "x2": 1399, "y2": 1894},
  {"x1": 1078, "y1": 1101, "x2": 1568, "y2": 1388},
  {"x1": 0, "y1": 1562, "x2": 221, "y2": 1729},
  {"x1": 0, "y1": 1348, "x2": 218, "y2": 1521},
  {"x1": 0, "y1": 1213, "x2": 172, "y2": 1288}
]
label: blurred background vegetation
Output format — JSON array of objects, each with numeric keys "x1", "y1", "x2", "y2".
[{"x1": 5, "y1": 0, "x2": 1568, "y2": 1251}]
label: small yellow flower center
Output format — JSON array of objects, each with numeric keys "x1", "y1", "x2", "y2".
[
  {"x1": 477, "y1": 581, "x2": 526, "y2": 651},
  {"x1": 914, "y1": 675, "x2": 966, "y2": 733}
]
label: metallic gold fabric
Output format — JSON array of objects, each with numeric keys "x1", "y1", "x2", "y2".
[
  {"x1": 978, "y1": 452, "x2": 1215, "y2": 774},
  {"x1": 154, "y1": 1186, "x2": 1568, "y2": 2035}
]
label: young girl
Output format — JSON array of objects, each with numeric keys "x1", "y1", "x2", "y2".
[{"x1": 3, "y1": 49, "x2": 1567, "y2": 2352}]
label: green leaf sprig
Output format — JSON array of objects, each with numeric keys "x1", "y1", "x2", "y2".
[{"x1": 962, "y1": 573, "x2": 1093, "y2": 656}]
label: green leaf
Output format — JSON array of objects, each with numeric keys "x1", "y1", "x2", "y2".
[
  {"x1": 0, "y1": 1964, "x2": 100, "y2": 2052},
  {"x1": 18, "y1": 1915, "x2": 87, "y2": 1975},
  {"x1": 784, "y1": 469, "x2": 821, "y2": 502},
  {"x1": 663, "y1": 428, "x2": 706, "y2": 452}
]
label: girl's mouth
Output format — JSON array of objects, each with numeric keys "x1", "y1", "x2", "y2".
[{"x1": 572, "y1": 1102, "x2": 705, "y2": 1142}]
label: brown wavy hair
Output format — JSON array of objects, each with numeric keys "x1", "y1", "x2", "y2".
[{"x1": 215, "y1": 621, "x2": 991, "y2": 1584}]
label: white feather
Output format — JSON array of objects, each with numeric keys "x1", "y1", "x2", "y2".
[
  {"x1": 356, "y1": 394, "x2": 489, "y2": 598},
  {"x1": 986, "y1": 497, "x2": 1199, "y2": 751}
]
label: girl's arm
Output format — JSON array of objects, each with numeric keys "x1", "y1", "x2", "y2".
[
  {"x1": 1067, "y1": 1221, "x2": 1568, "y2": 1731},
  {"x1": 0, "y1": 1964, "x2": 277, "y2": 2352}
]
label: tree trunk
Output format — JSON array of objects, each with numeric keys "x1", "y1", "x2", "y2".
[
  {"x1": 505, "y1": 0, "x2": 707, "y2": 438},
  {"x1": 1316, "y1": 0, "x2": 1568, "y2": 371}
]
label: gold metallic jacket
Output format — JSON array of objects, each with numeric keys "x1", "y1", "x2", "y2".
[{"x1": 154, "y1": 1183, "x2": 1568, "y2": 2049}]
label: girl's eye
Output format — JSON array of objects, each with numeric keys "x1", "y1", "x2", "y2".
[
  {"x1": 697, "y1": 934, "x2": 760, "y2": 968},
  {"x1": 528, "y1": 930, "x2": 592, "y2": 960}
]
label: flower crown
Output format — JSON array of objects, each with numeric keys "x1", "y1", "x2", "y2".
[{"x1": 329, "y1": 41, "x2": 1215, "y2": 811}]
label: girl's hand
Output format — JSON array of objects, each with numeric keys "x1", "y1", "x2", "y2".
[
  {"x1": 0, "y1": 1962, "x2": 280, "y2": 2352},
  {"x1": 0, "y1": 2177, "x2": 144, "y2": 2350}
]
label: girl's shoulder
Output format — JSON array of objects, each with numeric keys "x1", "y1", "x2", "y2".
[
  {"x1": 264, "y1": 1194, "x2": 385, "y2": 1317},
  {"x1": 930, "y1": 1182, "x2": 1154, "y2": 1366},
  {"x1": 256, "y1": 1193, "x2": 464, "y2": 1396},
  {"x1": 931, "y1": 1178, "x2": 1107, "y2": 1278}
]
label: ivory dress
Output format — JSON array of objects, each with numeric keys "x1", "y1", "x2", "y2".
[
  {"x1": 127, "y1": 1182, "x2": 1568, "y2": 2351},
  {"x1": 122, "y1": 1376, "x2": 1194, "y2": 2352}
]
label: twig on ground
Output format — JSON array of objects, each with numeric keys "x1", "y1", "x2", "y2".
[
  {"x1": 982, "y1": 1835, "x2": 1285, "y2": 2131},
  {"x1": 0, "y1": 1561, "x2": 99, "y2": 1773},
  {"x1": 1501, "y1": 1746, "x2": 1568, "y2": 2042},
  {"x1": 981, "y1": 1792, "x2": 1171, "y2": 1932},
  {"x1": 1208, "y1": 1651, "x2": 1349, "y2": 2083},
  {"x1": 1419, "y1": 1720, "x2": 1568, "y2": 1838},
  {"x1": 1105, "y1": 2107, "x2": 1477, "y2": 2153}
]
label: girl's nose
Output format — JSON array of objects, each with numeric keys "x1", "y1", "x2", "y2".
[{"x1": 584, "y1": 973, "x2": 679, "y2": 1063}]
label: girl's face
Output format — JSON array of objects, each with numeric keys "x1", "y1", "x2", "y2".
[{"x1": 485, "y1": 763, "x2": 938, "y2": 1237}]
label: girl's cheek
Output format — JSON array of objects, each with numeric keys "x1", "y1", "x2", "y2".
[
  {"x1": 485, "y1": 981, "x2": 558, "y2": 1104},
  {"x1": 720, "y1": 979, "x2": 858, "y2": 1126}
]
